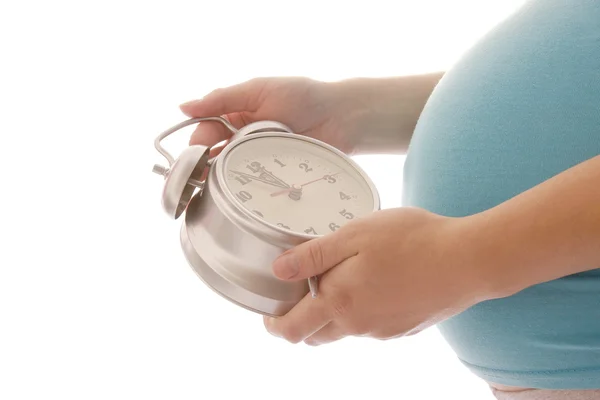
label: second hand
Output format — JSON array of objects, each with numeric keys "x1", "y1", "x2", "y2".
[{"x1": 270, "y1": 172, "x2": 342, "y2": 197}]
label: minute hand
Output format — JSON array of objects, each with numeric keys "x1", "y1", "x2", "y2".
[
  {"x1": 230, "y1": 170, "x2": 288, "y2": 188},
  {"x1": 259, "y1": 168, "x2": 290, "y2": 188}
]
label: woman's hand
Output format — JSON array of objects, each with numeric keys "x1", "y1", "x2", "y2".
[
  {"x1": 263, "y1": 154, "x2": 600, "y2": 346},
  {"x1": 263, "y1": 207, "x2": 494, "y2": 345},
  {"x1": 180, "y1": 74, "x2": 443, "y2": 157}
]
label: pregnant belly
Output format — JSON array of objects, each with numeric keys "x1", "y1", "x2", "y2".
[{"x1": 402, "y1": 0, "x2": 600, "y2": 390}]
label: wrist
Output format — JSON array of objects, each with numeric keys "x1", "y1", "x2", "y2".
[
  {"x1": 454, "y1": 209, "x2": 584, "y2": 303},
  {"x1": 449, "y1": 155, "x2": 600, "y2": 303},
  {"x1": 434, "y1": 215, "x2": 498, "y2": 306},
  {"x1": 327, "y1": 73, "x2": 443, "y2": 154},
  {"x1": 447, "y1": 211, "x2": 533, "y2": 304}
]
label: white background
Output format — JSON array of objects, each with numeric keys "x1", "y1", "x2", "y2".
[{"x1": 1, "y1": 1, "x2": 525, "y2": 399}]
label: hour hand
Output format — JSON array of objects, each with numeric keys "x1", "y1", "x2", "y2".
[
  {"x1": 258, "y1": 168, "x2": 290, "y2": 188},
  {"x1": 230, "y1": 170, "x2": 288, "y2": 188}
]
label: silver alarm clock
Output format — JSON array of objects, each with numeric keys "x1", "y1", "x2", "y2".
[{"x1": 152, "y1": 117, "x2": 380, "y2": 316}]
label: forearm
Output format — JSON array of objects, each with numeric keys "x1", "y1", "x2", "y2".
[
  {"x1": 331, "y1": 72, "x2": 444, "y2": 155},
  {"x1": 464, "y1": 155, "x2": 600, "y2": 300}
]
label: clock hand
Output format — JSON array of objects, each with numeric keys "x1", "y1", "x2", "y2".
[
  {"x1": 230, "y1": 170, "x2": 288, "y2": 188},
  {"x1": 270, "y1": 184, "x2": 303, "y2": 198},
  {"x1": 269, "y1": 172, "x2": 342, "y2": 197},
  {"x1": 258, "y1": 168, "x2": 290, "y2": 188},
  {"x1": 299, "y1": 172, "x2": 341, "y2": 187}
]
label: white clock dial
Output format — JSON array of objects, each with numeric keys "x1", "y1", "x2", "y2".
[{"x1": 220, "y1": 135, "x2": 377, "y2": 236}]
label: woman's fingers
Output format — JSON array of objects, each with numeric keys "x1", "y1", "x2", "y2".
[
  {"x1": 181, "y1": 78, "x2": 267, "y2": 148},
  {"x1": 180, "y1": 78, "x2": 266, "y2": 117},
  {"x1": 188, "y1": 112, "x2": 250, "y2": 147}
]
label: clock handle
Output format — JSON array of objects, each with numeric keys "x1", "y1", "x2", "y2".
[
  {"x1": 150, "y1": 117, "x2": 292, "y2": 219},
  {"x1": 153, "y1": 116, "x2": 238, "y2": 167},
  {"x1": 151, "y1": 117, "x2": 238, "y2": 219}
]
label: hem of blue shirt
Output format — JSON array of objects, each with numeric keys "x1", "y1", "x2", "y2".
[{"x1": 459, "y1": 358, "x2": 600, "y2": 390}]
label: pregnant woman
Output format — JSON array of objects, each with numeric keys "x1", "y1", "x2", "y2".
[{"x1": 179, "y1": 0, "x2": 600, "y2": 398}]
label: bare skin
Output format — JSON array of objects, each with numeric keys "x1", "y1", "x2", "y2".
[
  {"x1": 180, "y1": 76, "x2": 600, "y2": 393},
  {"x1": 181, "y1": 74, "x2": 443, "y2": 157}
]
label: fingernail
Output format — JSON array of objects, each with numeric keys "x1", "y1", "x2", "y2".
[
  {"x1": 265, "y1": 316, "x2": 276, "y2": 328},
  {"x1": 264, "y1": 316, "x2": 280, "y2": 337},
  {"x1": 273, "y1": 252, "x2": 299, "y2": 279}
]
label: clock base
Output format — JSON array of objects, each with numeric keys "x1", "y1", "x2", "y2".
[{"x1": 179, "y1": 192, "x2": 308, "y2": 317}]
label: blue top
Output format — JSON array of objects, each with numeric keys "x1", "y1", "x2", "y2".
[{"x1": 402, "y1": 0, "x2": 600, "y2": 390}]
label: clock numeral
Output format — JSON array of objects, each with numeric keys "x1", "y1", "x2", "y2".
[
  {"x1": 253, "y1": 210, "x2": 263, "y2": 217},
  {"x1": 304, "y1": 227, "x2": 318, "y2": 235},
  {"x1": 246, "y1": 161, "x2": 262, "y2": 173},
  {"x1": 235, "y1": 175, "x2": 252, "y2": 185},
  {"x1": 328, "y1": 222, "x2": 340, "y2": 232},
  {"x1": 277, "y1": 223, "x2": 290, "y2": 230},
  {"x1": 323, "y1": 175, "x2": 337, "y2": 184},
  {"x1": 273, "y1": 158, "x2": 286, "y2": 167},
  {"x1": 339, "y1": 191, "x2": 351, "y2": 200},
  {"x1": 339, "y1": 209, "x2": 354, "y2": 220},
  {"x1": 299, "y1": 162, "x2": 313, "y2": 173},
  {"x1": 236, "y1": 191, "x2": 252, "y2": 202}
]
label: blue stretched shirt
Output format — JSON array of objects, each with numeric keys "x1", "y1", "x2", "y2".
[{"x1": 402, "y1": 0, "x2": 600, "y2": 389}]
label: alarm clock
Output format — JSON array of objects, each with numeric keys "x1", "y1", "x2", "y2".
[{"x1": 152, "y1": 117, "x2": 380, "y2": 316}]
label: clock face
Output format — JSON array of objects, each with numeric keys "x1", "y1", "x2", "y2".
[{"x1": 219, "y1": 134, "x2": 378, "y2": 237}]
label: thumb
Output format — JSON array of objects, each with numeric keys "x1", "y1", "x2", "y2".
[{"x1": 272, "y1": 229, "x2": 358, "y2": 281}]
